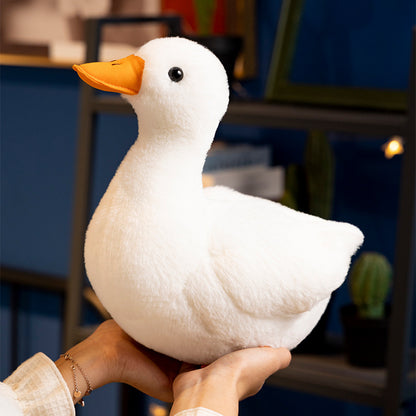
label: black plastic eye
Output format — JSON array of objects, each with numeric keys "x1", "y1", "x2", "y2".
[{"x1": 168, "y1": 67, "x2": 184, "y2": 82}]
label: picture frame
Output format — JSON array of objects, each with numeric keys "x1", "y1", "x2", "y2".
[{"x1": 265, "y1": 0, "x2": 407, "y2": 111}]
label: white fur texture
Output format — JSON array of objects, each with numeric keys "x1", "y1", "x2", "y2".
[{"x1": 84, "y1": 37, "x2": 364, "y2": 364}]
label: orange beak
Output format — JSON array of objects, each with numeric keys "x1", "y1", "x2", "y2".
[{"x1": 72, "y1": 55, "x2": 145, "y2": 95}]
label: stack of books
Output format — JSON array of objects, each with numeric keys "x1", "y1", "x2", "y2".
[{"x1": 202, "y1": 142, "x2": 285, "y2": 201}]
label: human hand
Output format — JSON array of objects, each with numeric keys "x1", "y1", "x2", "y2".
[
  {"x1": 55, "y1": 319, "x2": 181, "y2": 403},
  {"x1": 171, "y1": 346, "x2": 291, "y2": 416}
]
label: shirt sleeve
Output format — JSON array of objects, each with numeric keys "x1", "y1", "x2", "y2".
[
  {"x1": 2, "y1": 352, "x2": 75, "y2": 416},
  {"x1": 173, "y1": 407, "x2": 224, "y2": 416}
]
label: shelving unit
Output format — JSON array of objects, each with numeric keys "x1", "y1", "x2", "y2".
[
  {"x1": 62, "y1": 18, "x2": 415, "y2": 416},
  {"x1": 1, "y1": 15, "x2": 413, "y2": 416}
]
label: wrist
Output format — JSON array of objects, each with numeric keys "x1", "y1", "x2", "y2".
[
  {"x1": 171, "y1": 368, "x2": 239, "y2": 416},
  {"x1": 55, "y1": 337, "x2": 111, "y2": 405}
]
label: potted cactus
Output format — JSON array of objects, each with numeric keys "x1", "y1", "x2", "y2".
[
  {"x1": 280, "y1": 130, "x2": 334, "y2": 219},
  {"x1": 283, "y1": 130, "x2": 336, "y2": 353},
  {"x1": 341, "y1": 252, "x2": 393, "y2": 367}
]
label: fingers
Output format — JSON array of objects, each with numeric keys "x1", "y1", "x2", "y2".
[
  {"x1": 233, "y1": 347, "x2": 291, "y2": 400},
  {"x1": 93, "y1": 319, "x2": 291, "y2": 404}
]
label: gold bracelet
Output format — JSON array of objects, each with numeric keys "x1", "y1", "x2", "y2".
[{"x1": 61, "y1": 352, "x2": 94, "y2": 407}]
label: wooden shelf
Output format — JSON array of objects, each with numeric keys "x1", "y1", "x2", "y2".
[
  {"x1": 91, "y1": 95, "x2": 407, "y2": 136},
  {"x1": 0, "y1": 53, "x2": 73, "y2": 69}
]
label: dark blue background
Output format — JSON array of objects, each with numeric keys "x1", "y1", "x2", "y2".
[
  {"x1": 290, "y1": 0, "x2": 413, "y2": 88},
  {"x1": 1, "y1": 1, "x2": 414, "y2": 415}
]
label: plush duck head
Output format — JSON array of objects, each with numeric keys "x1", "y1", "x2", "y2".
[
  {"x1": 74, "y1": 37, "x2": 229, "y2": 156},
  {"x1": 74, "y1": 37, "x2": 364, "y2": 364}
]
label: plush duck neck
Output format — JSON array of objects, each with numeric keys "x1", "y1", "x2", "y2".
[{"x1": 116, "y1": 117, "x2": 215, "y2": 200}]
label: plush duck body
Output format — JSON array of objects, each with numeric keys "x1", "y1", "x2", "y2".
[{"x1": 75, "y1": 37, "x2": 364, "y2": 364}]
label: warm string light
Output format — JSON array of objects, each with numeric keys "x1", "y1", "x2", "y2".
[
  {"x1": 149, "y1": 403, "x2": 168, "y2": 416},
  {"x1": 382, "y1": 136, "x2": 404, "y2": 159}
]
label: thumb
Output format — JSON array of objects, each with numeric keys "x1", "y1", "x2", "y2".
[
  {"x1": 266, "y1": 347, "x2": 292, "y2": 371},
  {"x1": 253, "y1": 347, "x2": 291, "y2": 379},
  {"x1": 238, "y1": 347, "x2": 291, "y2": 399}
]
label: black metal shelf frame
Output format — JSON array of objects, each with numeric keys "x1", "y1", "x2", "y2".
[{"x1": 92, "y1": 94, "x2": 408, "y2": 136}]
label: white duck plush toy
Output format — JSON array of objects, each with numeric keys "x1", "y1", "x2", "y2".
[{"x1": 73, "y1": 37, "x2": 364, "y2": 364}]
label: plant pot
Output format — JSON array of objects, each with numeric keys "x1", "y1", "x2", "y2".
[
  {"x1": 340, "y1": 304, "x2": 389, "y2": 368},
  {"x1": 186, "y1": 35, "x2": 242, "y2": 85}
]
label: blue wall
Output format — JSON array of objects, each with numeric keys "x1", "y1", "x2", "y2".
[{"x1": 1, "y1": 0, "x2": 414, "y2": 415}]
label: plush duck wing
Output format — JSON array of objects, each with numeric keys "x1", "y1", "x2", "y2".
[{"x1": 204, "y1": 186, "x2": 364, "y2": 318}]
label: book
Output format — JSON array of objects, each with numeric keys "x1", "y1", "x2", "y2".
[
  {"x1": 202, "y1": 143, "x2": 284, "y2": 200},
  {"x1": 202, "y1": 165, "x2": 285, "y2": 201},
  {"x1": 203, "y1": 142, "x2": 272, "y2": 172}
]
